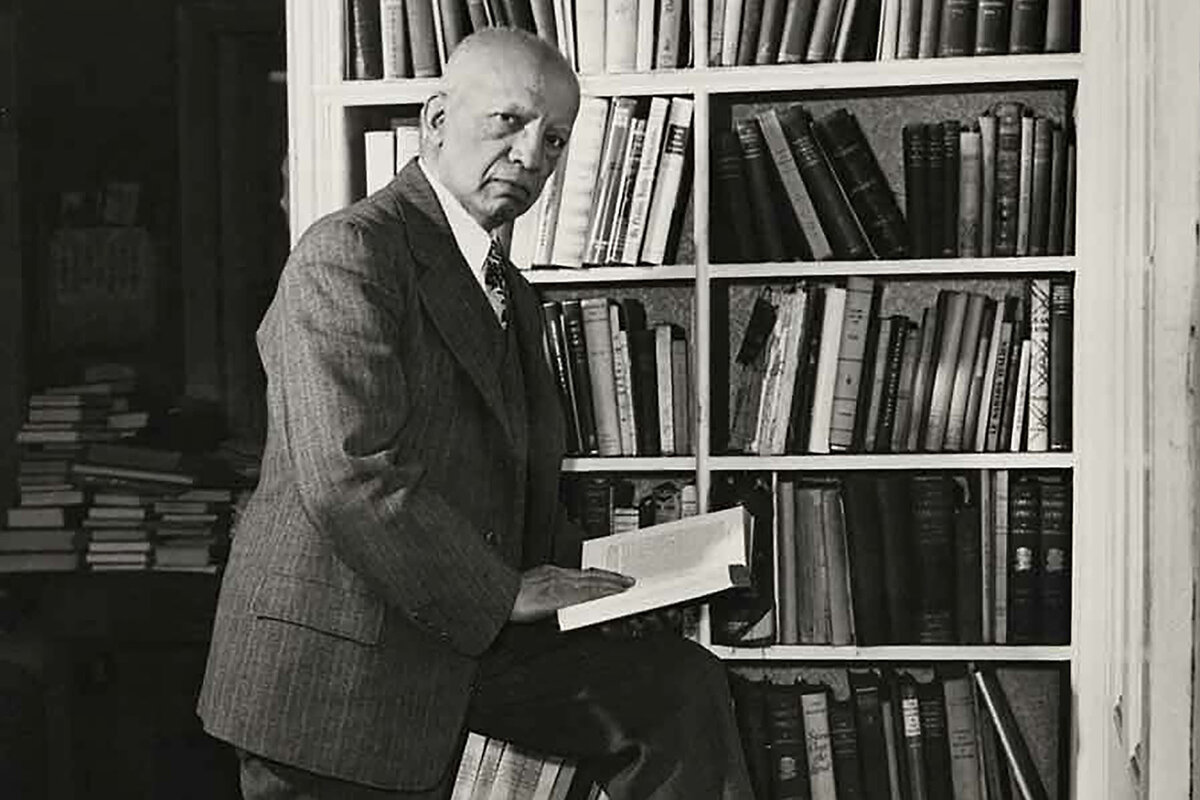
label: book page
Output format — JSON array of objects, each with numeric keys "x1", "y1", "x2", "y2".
[{"x1": 558, "y1": 506, "x2": 750, "y2": 631}]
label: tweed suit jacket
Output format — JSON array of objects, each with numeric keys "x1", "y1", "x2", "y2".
[{"x1": 197, "y1": 161, "x2": 572, "y2": 791}]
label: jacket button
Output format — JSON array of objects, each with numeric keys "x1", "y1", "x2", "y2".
[{"x1": 484, "y1": 530, "x2": 497, "y2": 546}]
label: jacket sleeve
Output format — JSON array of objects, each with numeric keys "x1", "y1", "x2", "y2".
[{"x1": 271, "y1": 219, "x2": 521, "y2": 657}]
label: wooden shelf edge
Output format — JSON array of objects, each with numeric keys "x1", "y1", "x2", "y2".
[
  {"x1": 561, "y1": 456, "x2": 697, "y2": 472},
  {"x1": 522, "y1": 265, "x2": 696, "y2": 284},
  {"x1": 707, "y1": 452, "x2": 1076, "y2": 471},
  {"x1": 710, "y1": 644, "x2": 1073, "y2": 661},
  {"x1": 709, "y1": 256, "x2": 1077, "y2": 279},
  {"x1": 317, "y1": 54, "x2": 1083, "y2": 107}
]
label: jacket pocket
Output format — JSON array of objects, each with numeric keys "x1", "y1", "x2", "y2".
[{"x1": 249, "y1": 571, "x2": 384, "y2": 645}]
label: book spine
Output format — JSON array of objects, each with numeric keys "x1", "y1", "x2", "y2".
[
  {"x1": 974, "y1": 0, "x2": 1011, "y2": 54},
  {"x1": 978, "y1": 113, "x2": 998, "y2": 257},
  {"x1": 1007, "y1": 339, "x2": 1032, "y2": 452},
  {"x1": 671, "y1": 334, "x2": 691, "y2": 455},
  {"x1": 542, "y1": 302, "x2": 584, "y2": 453},
  {"x1": 955, "y1": 481, "x2": 984, "y2": 643},
  {"x1": 878, "y1": 474, "x2": 916, "y2": 642},
  {"x1": 766, "y1": 681, "x2": 811, "y2": 797},
  {"x1": 574, "y1": 2, "x2": 606, "y2": 73},
  {"x1": 873, "y1": 315, "x2": 910, "y2": 452},
  {"x1": 641, "y1": 99, "x2": 694, "y2": 265},
  {"x1": 1028, "y1": 118, "x2": 1054, "y2": 256},
  {"x1": 896, "y1": 0, "x2": 922, "y2": 58},
  {"x1": 1048, "y1": 277, "x2": 1073, "y2": 451},
  {"x1": 737, "y1": 0, "x2": 767, "y2": 65},
  {"x1": 584, "y1": 99, "x2": 637, "y2": 264},
  {"x1": 1063, "y1": 139, "x2": 1077, "y2": 253},
  {"x1": 609, "y1": 305, "x2": 639, "y2": 455},
  {"x1": 655, "y1": 0, "x2": 685, "y2": 68},
  {"x1": 776, "y1": 479, "x2": 800, "y2": 644},
  {"x1": 843, "y1": 475, "x2": 888, "y2": 645},
  {"x1": 822, "y1": 487, "x2": 854, "y2": 645},
  {"x1": 993, "y1": 469, "x2": 1010, "y2": 643},
  {"x1": 655, "y1": 325, "x2": 677, "y2": 456},
  {"x1": 757, "y1": 109, "x2": 833, "y2": 260},
  {"x1": 940, "y1": 121, "x2": 961, "y2": 257},
  {"x1": 917, "y1": 677, "x2": 954, "y2": 800},
  {"x1": 944, "y1": 293, "x2": 987, "y2": 451},
  {"x1": 349, "y1": 0, "x2": 384, "y2": 79},
  {"x1": 958, "y1": 128, "x2": 983, "y2": 257},
  {"x1": 756, "y1": 0, "x2": 789, "y2": 63},
  {"x1": 925, "y1": 122, "x2": 946, "y2": 257},
  {"x1": 829, "y1": 698, "x2": 867, "y2": 799},
  {"x1": 863, "y1": 316, "x2": 895, "y2": 452},
  {"x1": 937, "y1": 0, "x2": 977, "y2": 56},
  {"x1": 722, "y1": 0, "x2": 747, "y2": 65},
  {"x1": 1047, "y1": 125, "x2": 1068, "y2": 255},
  {"x1": 924, "y1": 291, "x2": 968, "y2": 451},
  {"x1": 551, "y1": 98, "x2": 612, "y2": 267},
  {"x1": 713, "y1": 130, "x2": 762, "y2": 262},
  {"x1": 992, "y1": 102, "x2": 1023, "y2": 257},
  {"x1": 905, "y1": 306, "x2": 939, "y2": 452},
  {"x1": 606, "y1": 117, "x2": 648, "y2": 264},
  {"x1": 1015, "y1": 113, "x2": 1035, "y2": 256},
  {"x1": 438, "y1": 0, "x2": 468, "y2": 52},
  {"x1": 532, "y1": 160, "x2": 568, "y2": 266},
  {"x1": 580, "y1": 298, "x2": 622, "y2": 456},
  {"x1": 379, "y1": 0, "x2": 411, "y2": 79},
  {"x1": 622, "y1": 97, "x2": 670, "y2": 262},
  {"x1": 1025, "y1": 278, "x2": 1051, "y2": 451},
  {"x1": 779, "y1": 0, "x2": 819, "y2": 63},
  {"x1": 1008, "y1": 0, "x2": 1047, "y2": 53},
  {"x1": 813, "y1": 109, "x2": 910, "y2": 258},
  {"x1": 605, "y1": 0, "x2": 639, "y2": 72},
  {"x1": 890, "y1": 320, "x2": 923, "y2": 451},
  {"x1": 899, "y1": 677, "x2": 930, "y2": 800},
  {"x1": 1037, "y1": 473, "x2": 1071, "y2": 644},
  {"x1": 903, "y1": 122, "x2": 931, "y2": 258},
  {"x1": 1006, "y1": 475, "x2": 1041, "y2": 643},
  {"x1": 406, "y1": 0, "x2": 442, "y2": 77},
  {"x1": 629, "y1": 328, "x2": 662, "y2": 455},
  {"x1": 780, "y1": 107, "x2": 873, "y2": 260},
  {"x1": 829, "y1": 277, "x2": 877, "y2": 450},
  {"x1": 736, "y1": 117, "x2": 790, "y2": 261},
  {"x1": 964, "y1": 299, "x2": 997, "y2": 450},
  {"x1": 852, "y1": 677, "x2": 894, "y2": 798},
  {"x1": 561, "y1": 300, "x2": 600, "y2": 454},
  {"x1": 911, "y1": 474, "x2": 958, "y2": 643},
  {"x1": 807, "y1": 286, "x2": 848, "y2": 453},
  {"x1": 917, "y1": 0, "x2": 943, "y2": 58},
  {"x1": 1044, "y1": 0, "x2": 1072, "y2": 52},
  {"x1": 709, "y1": 0, "x2": 730, "y2": 65},
  {"x1": 802, "y1": 688, "x2": 839, "y2": 799}
]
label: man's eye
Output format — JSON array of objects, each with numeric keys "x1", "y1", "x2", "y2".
[
  {"x1": 546, "y1": 134, "x2": 567, "y2": 150},
  {"x1": 495, "y1": 113, "x2": 519, "y2": 126}
]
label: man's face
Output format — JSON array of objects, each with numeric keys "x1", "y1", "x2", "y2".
[{"x1": 428, "y1": 54, "x2": 579, "y2": 231}]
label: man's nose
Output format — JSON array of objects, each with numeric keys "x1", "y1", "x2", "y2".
[{"x1": 509, "y1": 125, "x2": 546, "y2": 171}]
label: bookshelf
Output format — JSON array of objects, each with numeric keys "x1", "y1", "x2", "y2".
[{"x1": 284, "y1": 0, "x2": 1131, "y2": 796}]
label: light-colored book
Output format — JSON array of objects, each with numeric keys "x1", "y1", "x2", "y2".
[
  {"x1": 620, "y1": 97, "x2": 670, "y2": 264},
  {"x1": 556, "y1": 506, "x2": 751, "y2": 631},
  {"x1": 605, "y1": 0, "x2": 639, "y2": 72},
  {"x1": 551, "y1": 98, "x2": 611, "y2": 267},
  {"x1": 807, "y1": 285, "x2": 849, "y2": 453},
  {"x1": 829, "y1": 276, "x2": 877, "y2": 450},
  {"x1": 364, "y1": 130, "x2": 395, "y2": 194},
  {"x1": 575, "y1": 1, "x2": 606, "y2": 74},
  {"x1": 640, "y1": 98, "x2": 694, "y2": 265},
  {"x1": 1026, "y1": 278, "x2": 1052, "y2": 451}
]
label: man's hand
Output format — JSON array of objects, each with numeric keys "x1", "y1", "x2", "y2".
[{"x1": 509, "y1": 564, "x2": 635, "y2": 623}]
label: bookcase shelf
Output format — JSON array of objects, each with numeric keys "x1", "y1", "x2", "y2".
[
  {"x1": 710, "y1": 644, "x2": 1073, "y2": 662},
  {"x1": 708, "y1": 452, "x2": 1075, "y2": 471},
  {"x1": 708, "y1": 255, "x2": 1077, "y2": 279},
  {"x1": 287, "y1": 0, "x2": 1130, "y2": 794},
  {"x1": 319, "y1": 54, "x2": 1084, "y2": 107},
  {"x1": 524, "y1": 265, "x2": 696, "y2": 284}
]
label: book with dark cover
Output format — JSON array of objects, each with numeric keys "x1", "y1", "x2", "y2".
[
  {"x1": 844, "y1": 0, "x2": 885, "y2": 62},
  {"x1": 713, "y1": 130, "x2": 761, "y2": 262},
  {"x1": 437, "y1": 0, "x2": 469, "y2": 52},
  {"x1": 873, "y1": 315, "x2": 912, "y2": 453},
  {"x1": 406, "y1": 0, "x2": 442, "y2": 78},
  {"x1": 756, "y1": 0, "x2": 789, "y2": 63},
  {"x1": 916, "y1": 676, "x2": 954, "y2": 800},
  {"x1": 542, "y1": 302, "x2": 584, "y2": 454},
  {"x1": 348, "y1": 0, "x2": 383, "y2": 79},
  {"x1": 829, "y1": 696, "x2": 867, "y2": 800},
  {"x1": 1048, "y1": 278, "x2": 1073, "y2": 451},
  {"x1": 1044, "y1": 0, "x2": 1073, "y2": 52},
  {"x1": 999, "y1": 296, "x2": 1028, "y2": 449},
  {"x1": 1028, "y1": 118, "x2": 1054, "y2": 255},
  {"x1": 579, "y1": 476, "x2": 613, "y2": 539},
  {"x1": 842, "y1": 474, "x2": 888, "y2": 645},
  {"x1": 499, "y1": 0, "x2": 536, "y2": 31},
  {"x1": 709, "y1": 473, "x2": 778, "y2": 646},
  {"x1": 730, "y1": 675, "x2": 774, "y2": 800},
  {"x1": 735, "y1": 118, "x2": 789, "y2": 262},
  {"x1": 777, "y1": 106, "x2": 872, "y2": 260},
  {"x1": 937, "y1": 0, "x2": 977, "y2": 56},
  {"x1": 1047, "y1": 125, "x2": 1068, "y2": 255},
  {"x1": 910, "y1": 473, "x2": 958, "y2": 644},
  {"x1": 628, "y1": 327, "x2": 662, "y2": 457},
  {"x1": 877, "y1": 473, "x2": 916, "y2": 642},
  {"x1": 953, "y1": 475, "x2": 984, "y2": 643},
  {"x1": 1007, "y1": 474, "x2": 1042, "y2": 643},
  {"x1": 812, "y1": 109, "x2": 910, "y2": 259},
  {"x1": 1037, "y1": 473, "x2": 1071, "y2": 644},
  {"x1": 561, "y1": 300, "x2": 600, "y2": 455},
  {"x1": 766, "y1": 680, "x2": 813, "y2": 800},
  {"x1": 972, "y1": 669, "x2": 1050, "y2": 800},
  {"x1": 992, "y1": 102, "x2": 1024, "y2": 257},
  {"x1": 902, "y1": 123, "x2": 931, "y2": 259},
  {"x1": 974, "y1": 0, "x2": 1012, "y2": 54},
  {"x1": 585, "y1": 98, "x2": 638, "y2": 264},
  {"x1": 778, "y1": 0, "x2": 819, "y2": 63},
  {"x1": 852, "y1": 290, "x2": 887, "y2": 450},
  {"x1": 897, "y1": 673, "x2": 929, "y2": 800},
  {"x1": 940, "y1": 121, "x2": 961, "y2": 257},
  {"x1": 737, "y1": 0, "x2": 767, "y2": 65},
  {"x1": 1008, "y1": 0, "x2": 1047, "y2": 53},
  {"x1": 849, "y1": 670, "x2": 893, "y2": 800},
  {"x1": 925, "y1": 123, "x2": 946, "y2": 258},
  {"x1": 728, "y1": 290, "x2": 779, "y2": 453},
  {"x1": 785, "y1": 284, "x2": 827, "y2": 453}
]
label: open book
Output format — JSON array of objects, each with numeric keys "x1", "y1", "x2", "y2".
[{"x1": 556, "y1": 506, "x2": 752, "y2": 632}]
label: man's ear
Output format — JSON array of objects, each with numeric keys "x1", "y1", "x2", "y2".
[{"x1": 421, "y1": 93, "x2": 447, "y2": 146}]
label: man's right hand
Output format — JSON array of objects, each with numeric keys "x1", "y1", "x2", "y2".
[{"x1": 509, "y1": 564, "x2": 635, "y2": 624}]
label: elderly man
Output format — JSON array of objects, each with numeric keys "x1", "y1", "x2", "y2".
[{"x1": 197, "y1": 28, "x2": 753, "y2": 800}]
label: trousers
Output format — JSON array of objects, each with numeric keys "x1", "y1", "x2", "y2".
[{"x1": 238, "y1": 624, "x2": 753, "y2": 800}]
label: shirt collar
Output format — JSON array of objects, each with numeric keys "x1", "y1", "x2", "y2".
[{"x1": 419, "y1": 158, "x2": 495, "y2": 289}]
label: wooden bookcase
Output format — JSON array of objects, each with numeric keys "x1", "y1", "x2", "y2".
[{"x1": 283, "y1": 1, "x2": 1134, "y2": 796}]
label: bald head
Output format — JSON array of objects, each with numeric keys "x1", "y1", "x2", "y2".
[{"x1": 420, "y1": 30, "x2": 580, "y2": 231}]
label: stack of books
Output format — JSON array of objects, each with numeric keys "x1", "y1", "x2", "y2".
[{"x1": 15, "y1": 363, "x2": 151, "y2": 450}]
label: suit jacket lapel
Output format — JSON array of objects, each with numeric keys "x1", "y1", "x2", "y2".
[{"x1": 391, "y1": 164, "x2": 515, "y2": 447}]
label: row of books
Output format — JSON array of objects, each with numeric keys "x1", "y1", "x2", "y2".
[
  {"x1": 564, "y1": 477, "x2": 700, "y2": 538},
  {"x1": 512, "y1": 96, "x2": 694, "y2": 270},
  {"x1": 711, "y1": 468, "x2": 1069, "y2": 648},
  {"x1": 731, "y1": 665, "x2": 1056, "y2": 800},
  {"x1": 450, "y1": 734, "x2": 616, "y2": 800},
  {"x1": 15, "y1": 363, "x2": 151, "y2": 447},
  {"x1": 723, "y1": 277, "x2": 1072, "y2": 456},
  {"x1": 543, "y1": 298, "x2": 693, "y2": 457},
  {"x1": 347, "y1": 0, "x2": 693, "y2": 80},
  {"x1": 0, "y1": 439, "x2": 244, "y2": 574},
  {"x1": 715, "y1": 102, "x2": 1075, "y2": 266},
  {"x1": 364, "y1": 118, "x2": 421, "y2": 195},
  {"x1": 709, "y1": 0, "x2": 1076, "y2": 68}
]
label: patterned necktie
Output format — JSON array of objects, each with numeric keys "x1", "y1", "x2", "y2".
[{"x1": 483, "y1": 237, "x2": 509, "y2": 329}]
